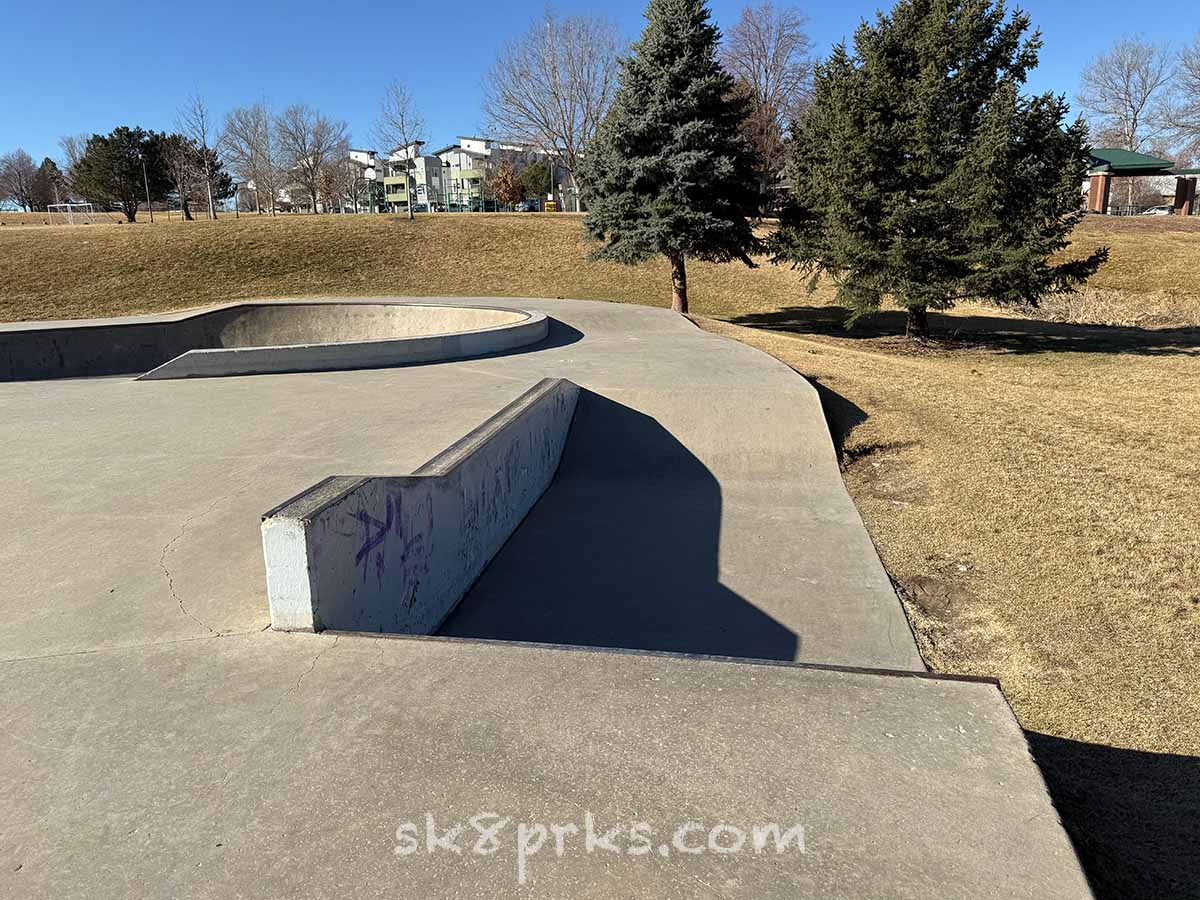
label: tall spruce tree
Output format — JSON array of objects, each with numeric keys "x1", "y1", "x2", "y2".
[
  {"x1": 578, "y1": 0, "x2": 764, "y2": 313},
  {"x1": 770, "y1": 0, "x2": 1108, "y2": 338}
]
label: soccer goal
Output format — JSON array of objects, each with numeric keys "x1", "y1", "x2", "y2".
[{"x1": 47, "y1": 202, "x2": 98, "y2": 225}]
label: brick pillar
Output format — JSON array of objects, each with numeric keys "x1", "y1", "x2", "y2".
[
  {"x1": 1087, "y1": 173, "x2": 1112, "y2": 214},
  {"x1": 1173, "y1": 176, "x2": 1197, "y2": 216}
]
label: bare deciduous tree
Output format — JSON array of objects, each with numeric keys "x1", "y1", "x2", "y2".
[
  {"x1": 275, "y1": 104, "x2": 349, "y2": 213},
  {"x1": 721, "y1": 2, "x2": 813, "y2": 205},
  {"x1": 1168, "y1": 34, "x2": 1200, "y2": 164},
  {"x1": 373, "y1": 80, "x2": 425, "y2": 220},
  {"x1": 0, "y1": 149, "x2": 38, "y2": 211},
  {"x1": 57, "y1": 133, "x2": 89, "y2": 196},
  {"x1": 338, "y1": 158, "x2": 376, "y2": 213},
  {"x1": 1077, "y1": 37, "x2": 1174, "y2": 153},
  {"x1": 483, "y1": 12, "x2": 621, "y2": 198},
  {"x1": 161, "y1": 134, "x2": 202, "y2": 220},
  {"x1": 222, "y1": 102, "x2": 285, "y2": 215},
  {"x1": 179, "y1": 93, "x2": 221, "y2": 219},
  {"x1": 315, "y1": 158, "x2": 352, "y2": 213}
]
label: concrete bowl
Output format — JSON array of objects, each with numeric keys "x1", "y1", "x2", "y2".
[{"x1": 0, "y1": 300, "x2": 550, "y2": 380}]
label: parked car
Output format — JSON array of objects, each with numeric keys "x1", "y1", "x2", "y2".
[
  {"x1": 1141, "y1": 205, "x2": 1173, "y2": 216},
  {"x1": 514, "y1": 200, "x2": 539, "y2": 212}
]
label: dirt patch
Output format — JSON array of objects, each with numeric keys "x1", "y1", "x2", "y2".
[{"x1": 901, "y1": 574, "x2": 970, "y2": 619}]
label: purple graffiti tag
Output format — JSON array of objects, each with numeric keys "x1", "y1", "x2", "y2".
[{"x1": 354, "y1": 495, "x2": 394, "y2": 565}]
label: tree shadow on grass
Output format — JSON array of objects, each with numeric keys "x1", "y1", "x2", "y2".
[
  {"x1": 729, "y1": 305, "x2": 1200, "y2": 357},
  {"x1": 1027, "y1": 731, "x2": 1200, "y2": 900},
  {"x1": 803, "y1": 374, "x2": 867, "y2": 465}
]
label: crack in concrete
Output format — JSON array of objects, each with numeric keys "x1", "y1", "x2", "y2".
[
  {"x1": 157, "y1": 492, "x2": 239, "y2": 636},
  {"x1": 269, "y1": 636, "x2": 340, "y2": 715},
  {"x1": 0, "y1": 629, "x2": 263, "y2": 666}
]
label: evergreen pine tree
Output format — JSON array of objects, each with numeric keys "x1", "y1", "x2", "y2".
[
  {"x1": 770, "y1": 0, "x2": 1108, "y2": 338},
  {"x1": 72, "y1": 127, "x2": 171, "y2": 223},
  {"x1": 31, "y1": 158, "x2": 68, "y2": 210},
  {"x1": 578, "y1": 0, "x2": 764, "y2": 313},
  {"x1": 520, "y1": 161, "x2": 552, "y2": 200}
]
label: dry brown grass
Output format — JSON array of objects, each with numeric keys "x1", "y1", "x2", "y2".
[
  {"x1": 2, "y1": 210, "x2": 1199, "y2": 897},
  {"x1": 0, "y1": 212, "x2": 827, "y2": 322},
  {"x1": 1050, "y1": 215, "x2": 1200, "y2": 328},
  {"x1": 2, "y1": 210, "x2": 1195, "y2": 325}
]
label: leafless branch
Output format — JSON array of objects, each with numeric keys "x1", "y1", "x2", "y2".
[
  {"x1": 274, "y1": 104, "x2": 350, "y2": 213},
  {"x1": 56, "y1": 134, "x2": 89, "y2": 194},
  {"x1": 373, "y1": 79, "x2": 425, "y2": 219},
  {"x1": 1076, "y1": 37, "x2": 1175, "y2": 153},
  {"x1": 720, "y1": 2, "x2": 813, "y2": 202},
  {"x1": 222, "y1": 101, "x2": 285, "y2": 215},
  {"x1": 1165, "y1": 35, "x2": 1200, "y2": 165},
  {"x1": 482, "y1": 12, "x2": 621, "y2": 190},
  {"x1": 0, "y1": 149, "x2": 38, "y2": 211},
  {"x1": 178, "y1": 92, "x2": 220, "y2": 219}
]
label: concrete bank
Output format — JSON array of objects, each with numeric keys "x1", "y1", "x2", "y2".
[{"x1": 1, "y1": 635, "x2": 1094, "y2": 899}]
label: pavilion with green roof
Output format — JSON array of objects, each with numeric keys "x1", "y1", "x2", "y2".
[{"x1": 1086, "y1": 148, "x2": 1197, "y2": 215}]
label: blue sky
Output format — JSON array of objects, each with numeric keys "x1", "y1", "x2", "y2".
[{"x1": 0, "y1": 0, "x2": 1194, "y2": 163}]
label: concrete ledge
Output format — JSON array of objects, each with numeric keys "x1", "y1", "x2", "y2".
[
  {"x1": 0, "y1": 301, "x2": 547, "y2": 380},
  {"x1": 262, "y1": 377, "x2": 580, "y2": 632}
]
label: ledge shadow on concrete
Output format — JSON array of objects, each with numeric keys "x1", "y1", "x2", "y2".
[{"x1": 442, "y1": 389, "x2": 802, "y2": 661}]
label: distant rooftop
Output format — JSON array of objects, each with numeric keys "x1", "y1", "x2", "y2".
[{"x1": 1087, "y1": 148, "x2": 1175, "y2": 175}]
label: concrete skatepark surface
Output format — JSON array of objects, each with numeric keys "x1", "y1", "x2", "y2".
[{"x1": 0, "y1": 298, "x2": 1090, "y2": 898}]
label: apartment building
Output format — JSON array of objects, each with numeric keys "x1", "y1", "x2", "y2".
[
  {"x1": 379, "y1": 141, "x2": 446, "y2": 213},
  {"x1": 336, "y1": 136, "x2": 570, "y2": 213}
]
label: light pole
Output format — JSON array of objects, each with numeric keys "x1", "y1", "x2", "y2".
[
  {"x1": 140, "y1": 151, "x2": 154, "y2": 223},
  {"x1": 442, "y1": 161, "x2": 451, "y2": 212},
  {"x1": 363, "y1": 164, "x2": 378, "y2": 213}
]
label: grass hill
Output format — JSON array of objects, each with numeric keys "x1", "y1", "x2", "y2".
[{"x1": 2, "y1": 210, "x2": 1198, "y2": 327}]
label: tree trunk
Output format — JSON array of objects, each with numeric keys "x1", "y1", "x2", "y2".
[
  {"x1": 905, "y1": 305, "x2": 930, "y2": 340},
  {"x1": 669, "y1": 254, "x2": 688, "y2": 314},
  {"x1": 124, "y1": 200, "x2": 137, "y2": 223},
  {"x1": 182, "y1": 198, "x2": 194, "y2": 221},
  {"x1": 206, "y1": 176, "x2": 216, "y2": 220}
]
